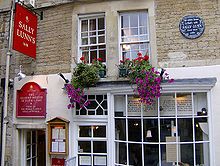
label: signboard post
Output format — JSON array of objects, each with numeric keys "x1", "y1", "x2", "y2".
[
  {"x1": 13, "y1": 3, "x2": 37, "y2": 58},
  {"x1": 16, "y1": 82, "x2": 46, "y2": 118}
]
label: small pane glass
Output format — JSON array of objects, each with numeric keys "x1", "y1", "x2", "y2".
[
  {"x1": 93, "y1": 126, "x2": 106, "y2": 137},
  {"x1": 89, "y1": 31, "x2": 96, "y2": 36},
  {"x1": 26, "y1": 160, "x2": 31, "y2": 166},
  {"x1": 93, "y1": 141, "x2": 107, "y2": 153},
  {"x1": 121, "y1": 15, "x2": 129, "y2": 28},
  {"x1": 32, "y1": 144, "x2": 36, "y2": 156},
  {"x1": 178, "y1": 118, "x2": 193, "y2": 142},
  {"x1": 90, "y1": 37, "x2": 96, "y2": 44},
  {"x1": 160, "y1": 118, "x2": 176, "y2": 142},
  {"x1": 143, "y1": 119, "x2": 158, "y2": 142},
  {"x1": 130, "y1": 28, "x2": 138, "y2": 36},
  {"x1": 27, "y1": 145, "x2": 31, "y2": 158},
  {"x1": 139, "y1": 12, "x2": 147, "y2": 26},
  {"x1": 193, "y1": 92, "x2": 208, "y2": 116},
  {"x1": 27, "y1": 131, "x2": 31, "y2": 144},
  {"x1": 99, "y1": 50, "x2": 106, "y2": 62},
  {"x1": 81, "y1": 32, "x2": 88, "y2": 37},
  {"x1": 127, "y1": 96, "x2": 142, "y2": 117},
  {"x1": 115, "y1": 142, "x2": 127, "y2": 165},
  {"x1": 128, "y1": 119, "x2": 141, "y2": 142},
  {"x1": 98, "y1": 18, "x2": 105, "y2": 30},
  {"x1": 161, "y1": 144, "x2": 179, "y2": 165},
  {"x1": 177, "y1": 93, "x2": 192, "y2": 116},
  {"x1": 89, "y1": 19, "x2": 96, "y2": 31},
  {"x1": 139, "y1": 27, "x2": 147, "y2": 35},
  {"x1": 78, "y1": 141, "x2": 91, "y2": 153},
  {"x1": 115, "y1": 119, "x2": 126, "y2": 141},
  {"x1": 128, "y1": 143, "x2": 142, "y2": 165},
  {"x1": 81, "y1": 20, "x2": 88, "y2": 32},
  {"x1": 32, "y1": 131, "x2": 36, "y2": 143},
  {"x1": 159, "y1": 93, "x2": 176, "y2": 117},
  {"x1": 79, "y1": 126, "x2": 91, "y2": 137},
  {"x1": 32, "y1": 157, "x2": 36, "y2": 166},
  {"x1": 180, "y1": 144, "x2": 194, "y2": 165},
  {"x1": 121, "y1": 28, "x2": 130, "y2": 37},
  {"x1": 79, "y1": 155, "x2": 91, "y2": 165},
  {"x1": 144, "y1": 144, "x2": 159, "y2": 166},
  {"x1": 196, "y1": 143, "x2": 210, "y2": 166},
  {"x1": 195, "y1": 118, "x2": 209, "y2": 141},
  {"x1": 114, "y1": 95, "x2": 126, "y2": 117},
  {"x1": 98, "y1": 36, "x2": 105, "y2": 43},
  {"x1": 81, "y1": 38, "x2": 88, "y2": 45},
  {"x1": 130, "y1": 13, "x2": 138, "y2": 27}
]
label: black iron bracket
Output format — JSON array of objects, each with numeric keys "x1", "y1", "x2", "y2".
[{"x1": 16, "y1": 1, "x2": 43, "y2": 20}]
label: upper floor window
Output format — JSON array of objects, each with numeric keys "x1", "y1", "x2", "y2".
[
  {"x1": 120, "y1": 11, "x2": 149, "y2": 60},
  {"x1": 79, "y1": 14, "x2": 106, "y2": 63}
]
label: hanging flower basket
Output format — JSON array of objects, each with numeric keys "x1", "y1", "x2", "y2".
[{"x1": 117, "y1": 52, "x2": 174, "y2": 105}]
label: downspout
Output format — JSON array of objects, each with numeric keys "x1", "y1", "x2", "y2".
[{"x1": 1, "y1": 0, "x2": 15, "y2": 165}]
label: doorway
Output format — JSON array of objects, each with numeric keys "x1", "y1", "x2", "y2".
[{"x1": 23, "y1": 130, "x2": 46, "y2": 166}]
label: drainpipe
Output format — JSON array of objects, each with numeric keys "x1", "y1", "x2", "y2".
[{"x1": 1, "y1": 0, "x2": 14, "y2": 165}]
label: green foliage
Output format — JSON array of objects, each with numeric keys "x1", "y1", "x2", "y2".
[{"x1": 72, "y1": 63, "x2": 99, "y2": 89}]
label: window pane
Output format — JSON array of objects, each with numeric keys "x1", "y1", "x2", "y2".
[
  {"x1": 115, "y1": 142, "x2": 127, "y2": 165},
  {"x1": 32, "y1": 157, "x2": 36, "y2": 166},
  {"x1": 130, "y1": 28, "x2": 138, "y2": 35},
  {"x1": 193, "y1": 92, "x2": 208, "y2": 116},
  {"x1": 159, "y1": 93, "x2": 176, "y2": 117},
  {"x1": 89, "y1": 19, "x2": 96, "y2": 31},
  {"x1": 196, "y1": 143, "x2": 210, "y2": 166},
  {"x1": 115, "y1": 119, "x2": 126, "y2": 141},
  {"x1": 27, "y1": 131, "x2": 31, "y2": 144},
  {"x1": 93, "y1": 141, "x2": 107, "y2": 153},
  {"x1": 195, "y1": 118, "x2": 208, "y2": 141},
  {"x1": 127, "y1": 96, "x2": 142, "y2": 117},
  {"x1": 160, "y1": 118, "x2": 176, "y2": 142},
  {"x1": 32, "y1": 144, "x2": 36, "y2": 156},
  {"x1": 128, "y1": 119, "x2": 141, "y2": 142},
  {"x1": 99, "y1": 49, "x2": 106, "y2": 62},
  {"x1": 180, "y1": 144, "x2": 194, "y2": 165},
  {"x1": 81, "y1": 20, "x2": 88, "y2": 32},
  {"x1": 27, "y1": 145, "x2": 31, "y2": 158},
  {"x1": 143, "y1": 119, "x2": 158, "y2": 142},
  {"x1": 26, "y1": 160, "x2": 31, "y2": 166},
  {"x1": 81, "y1": 38, "x2": 88, "y2": 45},
  {"x1": 161, "y1": 144, "x2": 180, "y2": 165},
  {"x1": 130, "y1": 13, "x2": 138, "y2": 27},
  {"x1": 90, "y1": 37, "x2": 96, "y2": 44},
  {"x1": 178, "y1": 118, "x2": 193, "y2": 142},
  {"x1": 114, "y1": 95, "x2": 126, "y2": 117},
  {"x1": 93, "y1": 126, "x2": 106, "y2": 137},
  {"x1": 139, "y1": 12, "x2": 147, "y2": 26},
  {"x1": 79, "y1": 126, "x2": 91, "y2": 137},
  {"x1": 121, "y1": 15, "x2": 129, "y2": 28},
  {"x1": 144, "y1": 144, "x2": 159, "y2": 166},
  {"x1": 177, "y1": 93, "x2": 192, "y2": 116},
  {"x1": 78, "y1": 141, "x2": 91, "y2": 153},
  {"x1": 128, "y1": 143, "x2": 142, "y2": 165},
  {"x1": 32, "y1": 131, "x2": 36, "y2": 143},
  {"x1": 98, "y1": 36, "x2": 105, "y2": 43},
  {"x1": 98, "y1": 18, "x2": 104, "y2": 30}
]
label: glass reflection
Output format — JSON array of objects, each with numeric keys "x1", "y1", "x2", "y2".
[
  {"x1": 178, "y1": 118, "x2": 193, "y2": 142},
  {"x1": 196, "y1": 143, "x2": 209, "y2": 166},
  {"x1": 115, "y1": 142, "x2": 127, "y2": 165},
  {"x1": 128, "y1": 119, "x2": 141, "y2": 142},
  {"x1": 128, "y1": 143, "x2": 142, "y2": 166},
  {"x1": 115, "y1": 119, "x2": 126, "y2": 141},
  {"x1": 144, "y1": 144, "x2": 159, "y2": 166}
]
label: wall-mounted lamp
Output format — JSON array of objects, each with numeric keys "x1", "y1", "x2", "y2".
[
  {"x1": 17, "y1": 65, "x2": 26, "y2": 81},
  {"x1": 58, "y1": 73, "x2": 69, "y2": 84}
]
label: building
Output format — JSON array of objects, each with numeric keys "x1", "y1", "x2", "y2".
[{"x1": 0, "y1": 0, "x2": 220, "y2": 165}]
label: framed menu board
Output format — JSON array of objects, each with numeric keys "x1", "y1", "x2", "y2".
[{"x1": 47, "y1": 117, "x2": 69, "y2": 155}]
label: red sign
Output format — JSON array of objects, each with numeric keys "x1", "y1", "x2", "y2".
[
  {"x1": 16, "y1": 82, "x2": 46, "y2": 118},
  {"x1": 13, "y1": 3, "x2": 37, "y2": 59},
  {"x1": 52, "y1": 158, "x2": 65, "y2": 166}
]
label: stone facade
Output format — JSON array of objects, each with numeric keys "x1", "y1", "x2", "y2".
[
  {"x1": 0, "y1": 0, "x2": 219, "y2": 165},
  {"x1": 155, "y1": 0, "x2": 220, "y2": 68}
]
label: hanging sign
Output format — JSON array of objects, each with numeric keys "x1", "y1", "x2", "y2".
[
  {"x1": 179, "y1": 15, "x2": 205, "y2": 39},
  {"x1": 13, "y1": 3, "x2": 37, "y2": 59},
  {"x1": 16, "y1": 82, "x2": 46, "y2": 118}
]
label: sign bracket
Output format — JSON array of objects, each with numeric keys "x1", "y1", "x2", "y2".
[{"x1": 17, "y1": 1, "x2": 43, "y2": 20}]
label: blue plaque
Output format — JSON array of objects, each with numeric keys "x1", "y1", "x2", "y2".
[{"x1": 179, "y1": 15, "x2": 205, "y2": 39}]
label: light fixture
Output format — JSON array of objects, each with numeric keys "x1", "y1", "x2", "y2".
[
  {"x1": 146, "y1": 130, "x2": 152, "y2": 138},
  {"x1": 58, "y1": 73, "x2": 69, "y2": 84},
  {"x1": 17, "y1": 65, "x2": 26, "y2": 81}
]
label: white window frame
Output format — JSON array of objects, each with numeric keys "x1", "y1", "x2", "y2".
[
  {"x1": 113, "y1": 91, "x2": 212, "y2": 166},
  {"x1": 119, "y1": 11, "x2": 150, "y2": 61},
  {"x1": 78, "y1": 13, "x2": 106, "y2": 64}
]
